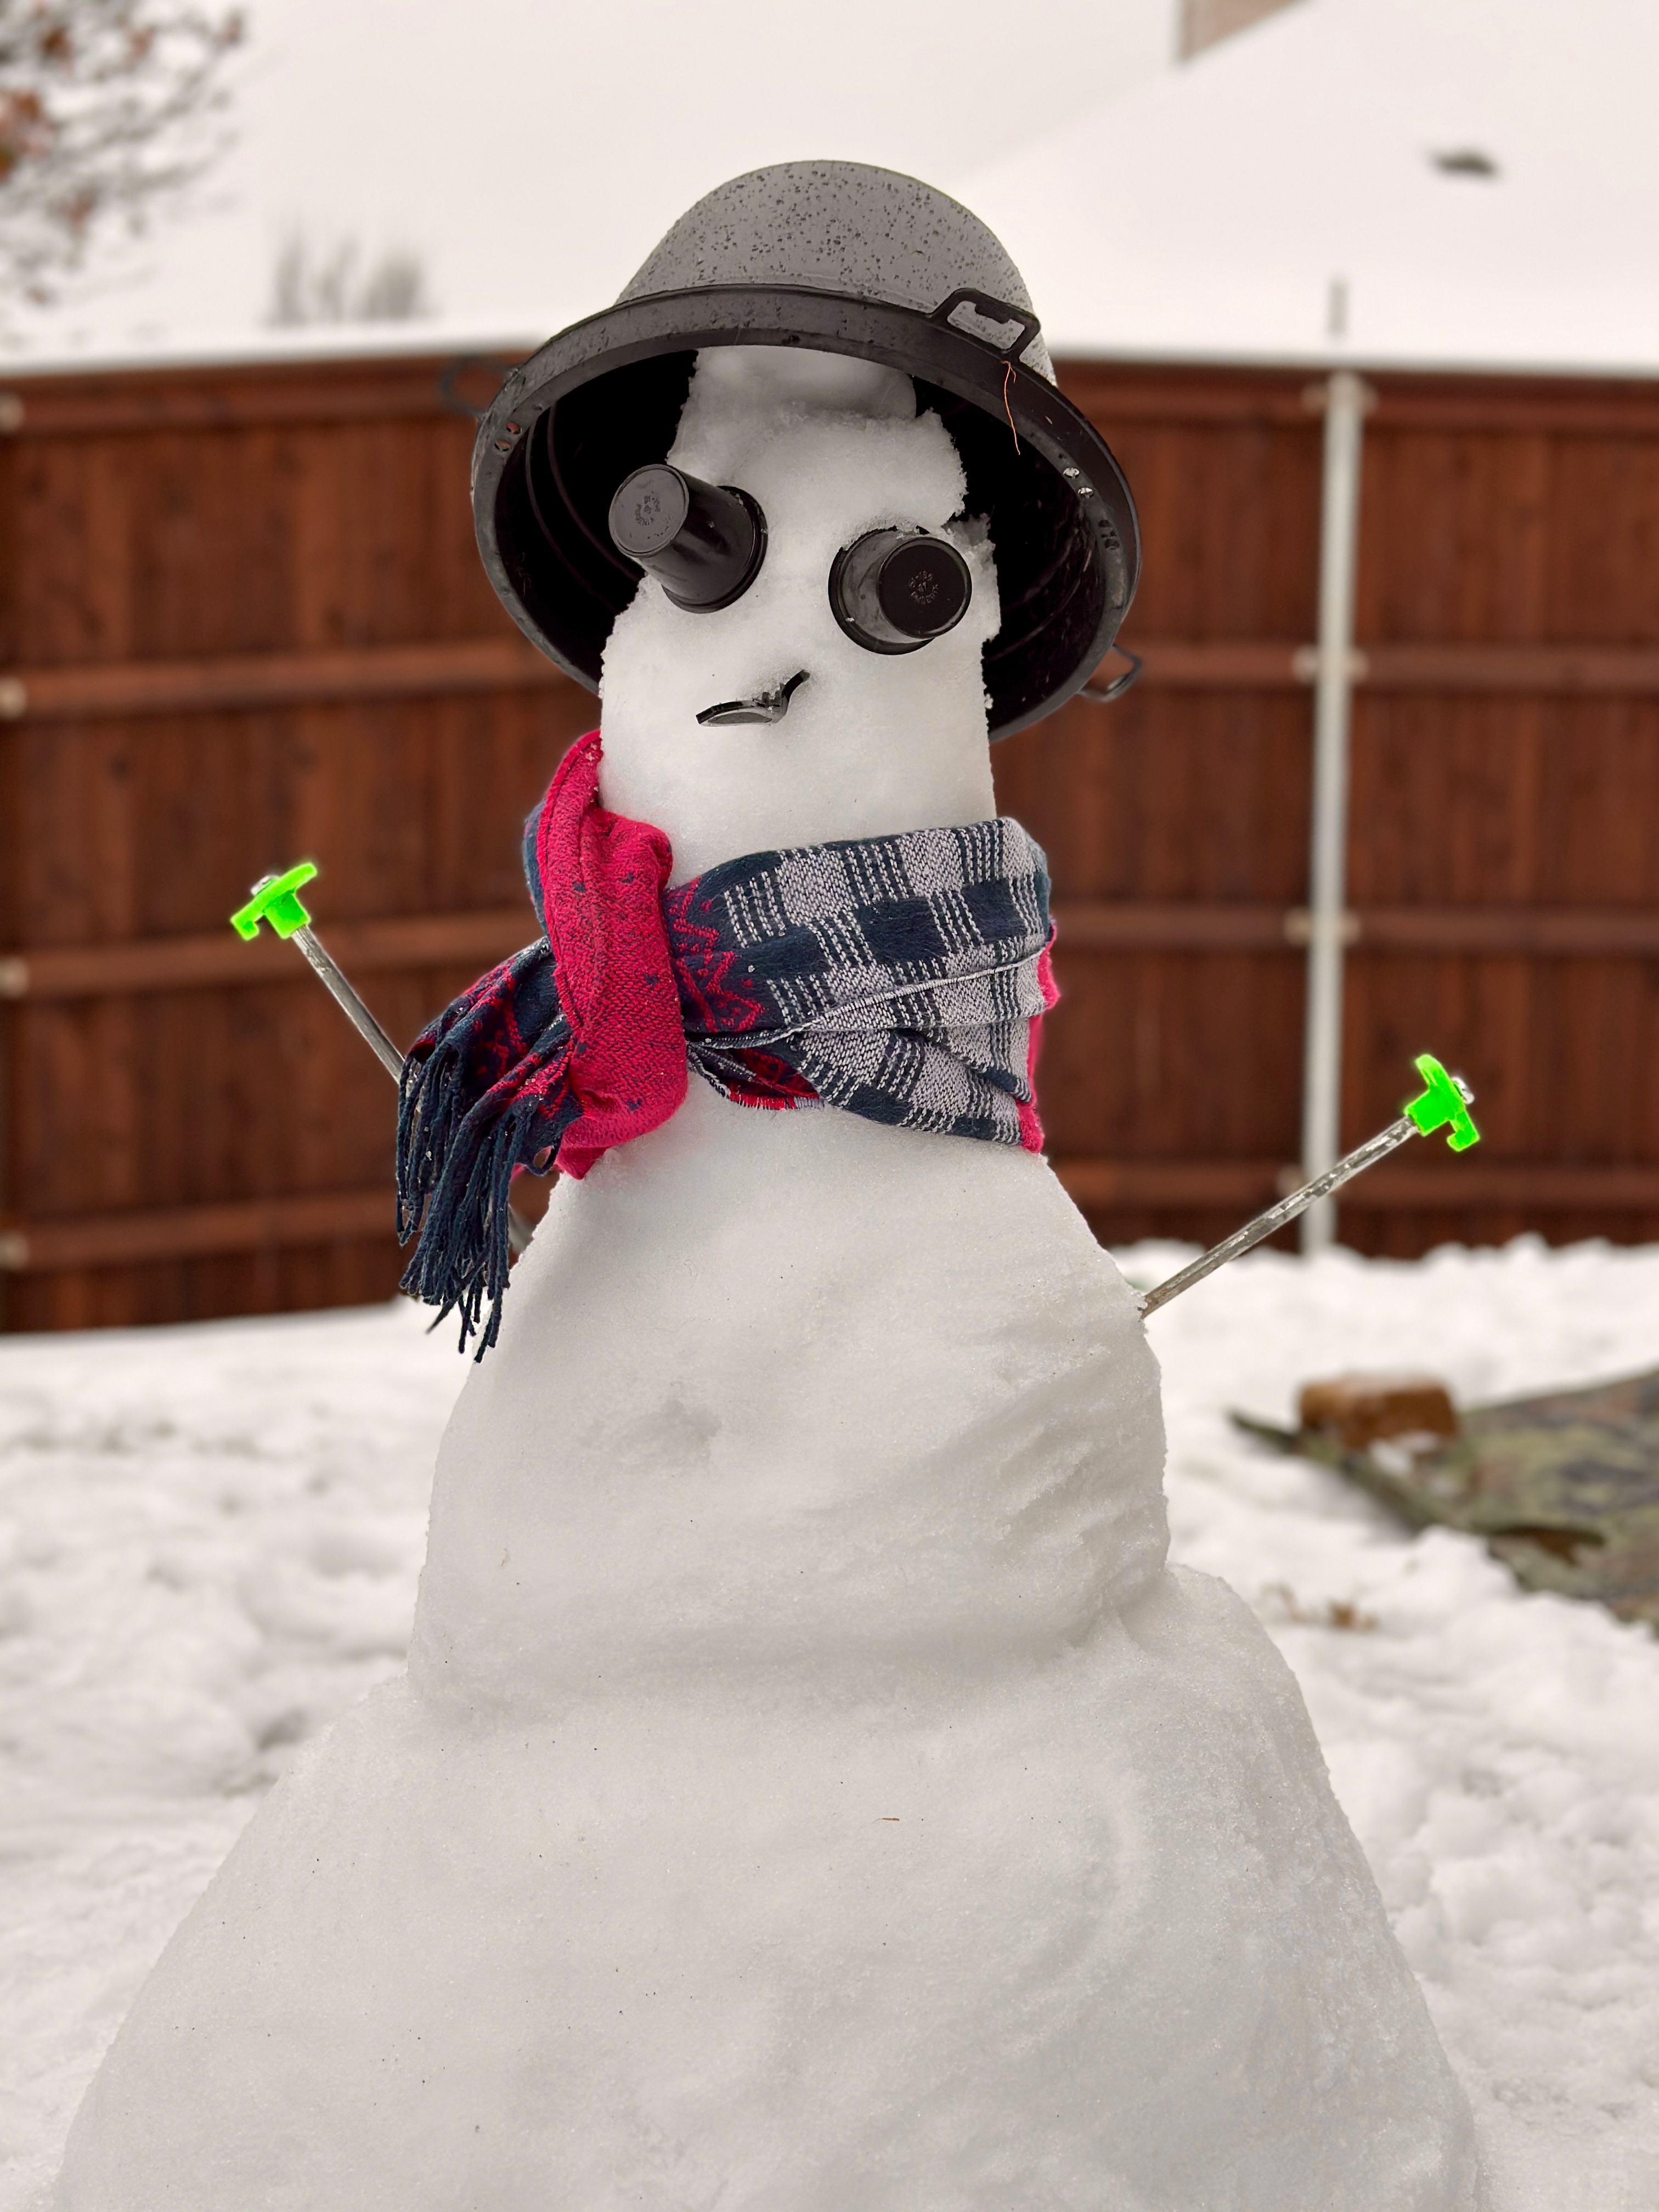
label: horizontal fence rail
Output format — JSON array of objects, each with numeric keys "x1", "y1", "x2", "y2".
[
  {"x1": 0, "y1": 637, "x2": 567, "y2": 721},
  {"x1": 8, "y1": 901, "x2": 1658, "y2": 1003},
  {"x1": 11, "y1": 633, "x2": 1659, "y2": 727},
  {"x1": 1091, "y1": 638, "x2": 1659, "y2": 694},
  {"x1": 1052, "y1": 1160, "x2": 1659, "y2": 1215},
  {"x1": 0, "y1": 906, "x2": 534, "y2": 1000},
  {"x1": 0, "y1": 1189, "x2": 397, "y2": 1273},
  {"x1": 8, "y1": 1161, "x2": 1658, "y2": 1277}
]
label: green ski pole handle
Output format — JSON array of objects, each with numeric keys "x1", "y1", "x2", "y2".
[
  {"x1": 229, "y1": 861, "x2": 317, "y2": 944},
  {"x1": 1398, "y1": 1051, "x2": 1479, "y2": 1151},
  {"x1": 1139, "y1": 1054, "x2": 1479, "y2": 1318},
  {"x1": 232, "y1": 864, "x2": 533, "y2": 1257},
  {"x1": 233, "y1": 864, "x2": 404, "y2": 1082}
]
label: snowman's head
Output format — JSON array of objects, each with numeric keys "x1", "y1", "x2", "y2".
[{"x1": 596, "y1": 349, "x2": 1001, "y2": 883}]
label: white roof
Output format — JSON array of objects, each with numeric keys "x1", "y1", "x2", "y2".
[
  {"x1": 963, "y1": 0, "x2": 1659, "y2": 376},
  {"x1": 0, "y1": 0, "x2": 1175, "y2": 372}
]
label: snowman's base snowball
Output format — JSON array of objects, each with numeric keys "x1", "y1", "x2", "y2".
[{"x1": 54, "y1": 1563, "x2": 1476, "y2": 2212}]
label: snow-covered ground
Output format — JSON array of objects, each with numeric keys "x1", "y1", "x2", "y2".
[{"x1": 2, "y1": 1235, "x2": 1656, "y2": 2209}]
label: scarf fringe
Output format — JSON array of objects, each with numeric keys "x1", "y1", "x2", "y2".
[{"x1": 397, "y1": 1011, "x2": 576, "y2": 1358}]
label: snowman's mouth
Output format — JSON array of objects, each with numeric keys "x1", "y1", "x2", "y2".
[{"x1": 695, "y1": 670, "x2": 810, "y2": 727}]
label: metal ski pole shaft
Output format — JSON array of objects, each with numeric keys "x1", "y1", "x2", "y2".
[
  {"x1": 232, "y1": 862, "x2": 533, "y2": 1256},
  {"x1": 1139, "y1": 1120, "x2": 1415, "y2": 1317},
  {"x1": 1138, "y1": 1054, "x2": 1479, "y2": 1319},
  {"x1": 292, "y1": 921, "x2": 404, "y2": 1082}
]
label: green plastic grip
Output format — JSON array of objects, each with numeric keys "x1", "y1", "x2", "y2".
[
  {"x1": 230, "y1": 861, "x2": 318, "y2": 942},
  {"x1": 1403, "y1": 1052, "x2": 1480, "y2": 1152}
]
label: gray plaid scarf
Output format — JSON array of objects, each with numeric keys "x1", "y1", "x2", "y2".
[
  {"x1": 398, "y1": 729, "x2": 1057, "y2": 1353},
  {"x1": 667, "y1": 817, "x2": 1057, "y2": 1149}
]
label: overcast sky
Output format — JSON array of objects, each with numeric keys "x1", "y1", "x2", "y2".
[
  {"x1": 24, "y1": 0, "x2": 1649, "y2": 376},
  {"x1": 9, "y1": 0, "x2": 1179, "y2": 360},
  {"x1": 968, "y1": 0, "x2": 1659, "y2": 371}
]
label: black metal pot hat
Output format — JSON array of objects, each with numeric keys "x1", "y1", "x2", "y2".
[{"x1": 472, "y1": 161, "x2": 1139, "y2": 739}]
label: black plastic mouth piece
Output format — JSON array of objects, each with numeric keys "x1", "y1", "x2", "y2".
[
  {"x1": 607, "y1": 464, "x2": 767, "y2": 612},
  {"x1": 829, "y1": 528, "x2": 972, "y2": 656},
  {"x1": 696, "y1": 669, "x2": 810, "y2": 726}
]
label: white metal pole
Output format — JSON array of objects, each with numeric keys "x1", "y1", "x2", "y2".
[{"x1": 1300, "y1": 369, "x2": 1368, "y2": 1254}]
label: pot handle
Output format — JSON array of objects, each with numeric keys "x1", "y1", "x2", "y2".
[
  {"x1": 929, "y1": 289, "x2": 1043, "y2": 362},
  {"x1": 1079, "y1": 646, "x2": 1143, "y2": 705}
]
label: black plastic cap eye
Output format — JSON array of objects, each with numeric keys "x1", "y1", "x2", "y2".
[
  {"x1": 829, "y1": 529, "x2": 973, "y2": 655},
  {"x1": 606, "y1": 464, "x2": 767, "y2": 612}
]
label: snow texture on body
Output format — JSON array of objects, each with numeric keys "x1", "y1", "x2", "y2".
[
  {"x1": 2, "y1": 1243, "x2": 1657, "y2": 2207},
  {"x1": 31, "y1": 352, "x2": 1487, "y2": 2207}
]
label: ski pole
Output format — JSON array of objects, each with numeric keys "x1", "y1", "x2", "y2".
[
  {"x1": 230, "y1": 862, "x2": 533, "y2": 1257},
  {"x1": 1138, "y1": 1054, "x2": 1478, "y2": 1318},
  {"x1": 232, "y1": 864, "x2": 402, "y2": 1077}
]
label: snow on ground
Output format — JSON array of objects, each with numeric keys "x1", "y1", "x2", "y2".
[
  {"x1": 1, "y1": 1237, "x2": 1656, "y2": 2209},
  {"x1": 1134, "y1": 1235, "x2": 1659, "y2": 2212}
]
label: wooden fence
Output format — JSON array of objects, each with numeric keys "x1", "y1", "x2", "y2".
[
  {"x1": 2, "y1": 349, "x2": 1656, "y2": 1330},
  {"x1": 1007, "y1": 363, "x2": 1659, "y2": 1256}
]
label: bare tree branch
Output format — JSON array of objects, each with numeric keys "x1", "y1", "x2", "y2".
[
  {"x1": 0, "y1": 0, "x2": 242, "y2": 305},
  {"x1": 268, "y1": 234, "x2": 435, "y2": 328}
]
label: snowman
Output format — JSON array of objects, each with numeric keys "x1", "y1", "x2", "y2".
[{"x1": 54, "y1": 165, "x2": 1479, "y2": 2210}]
